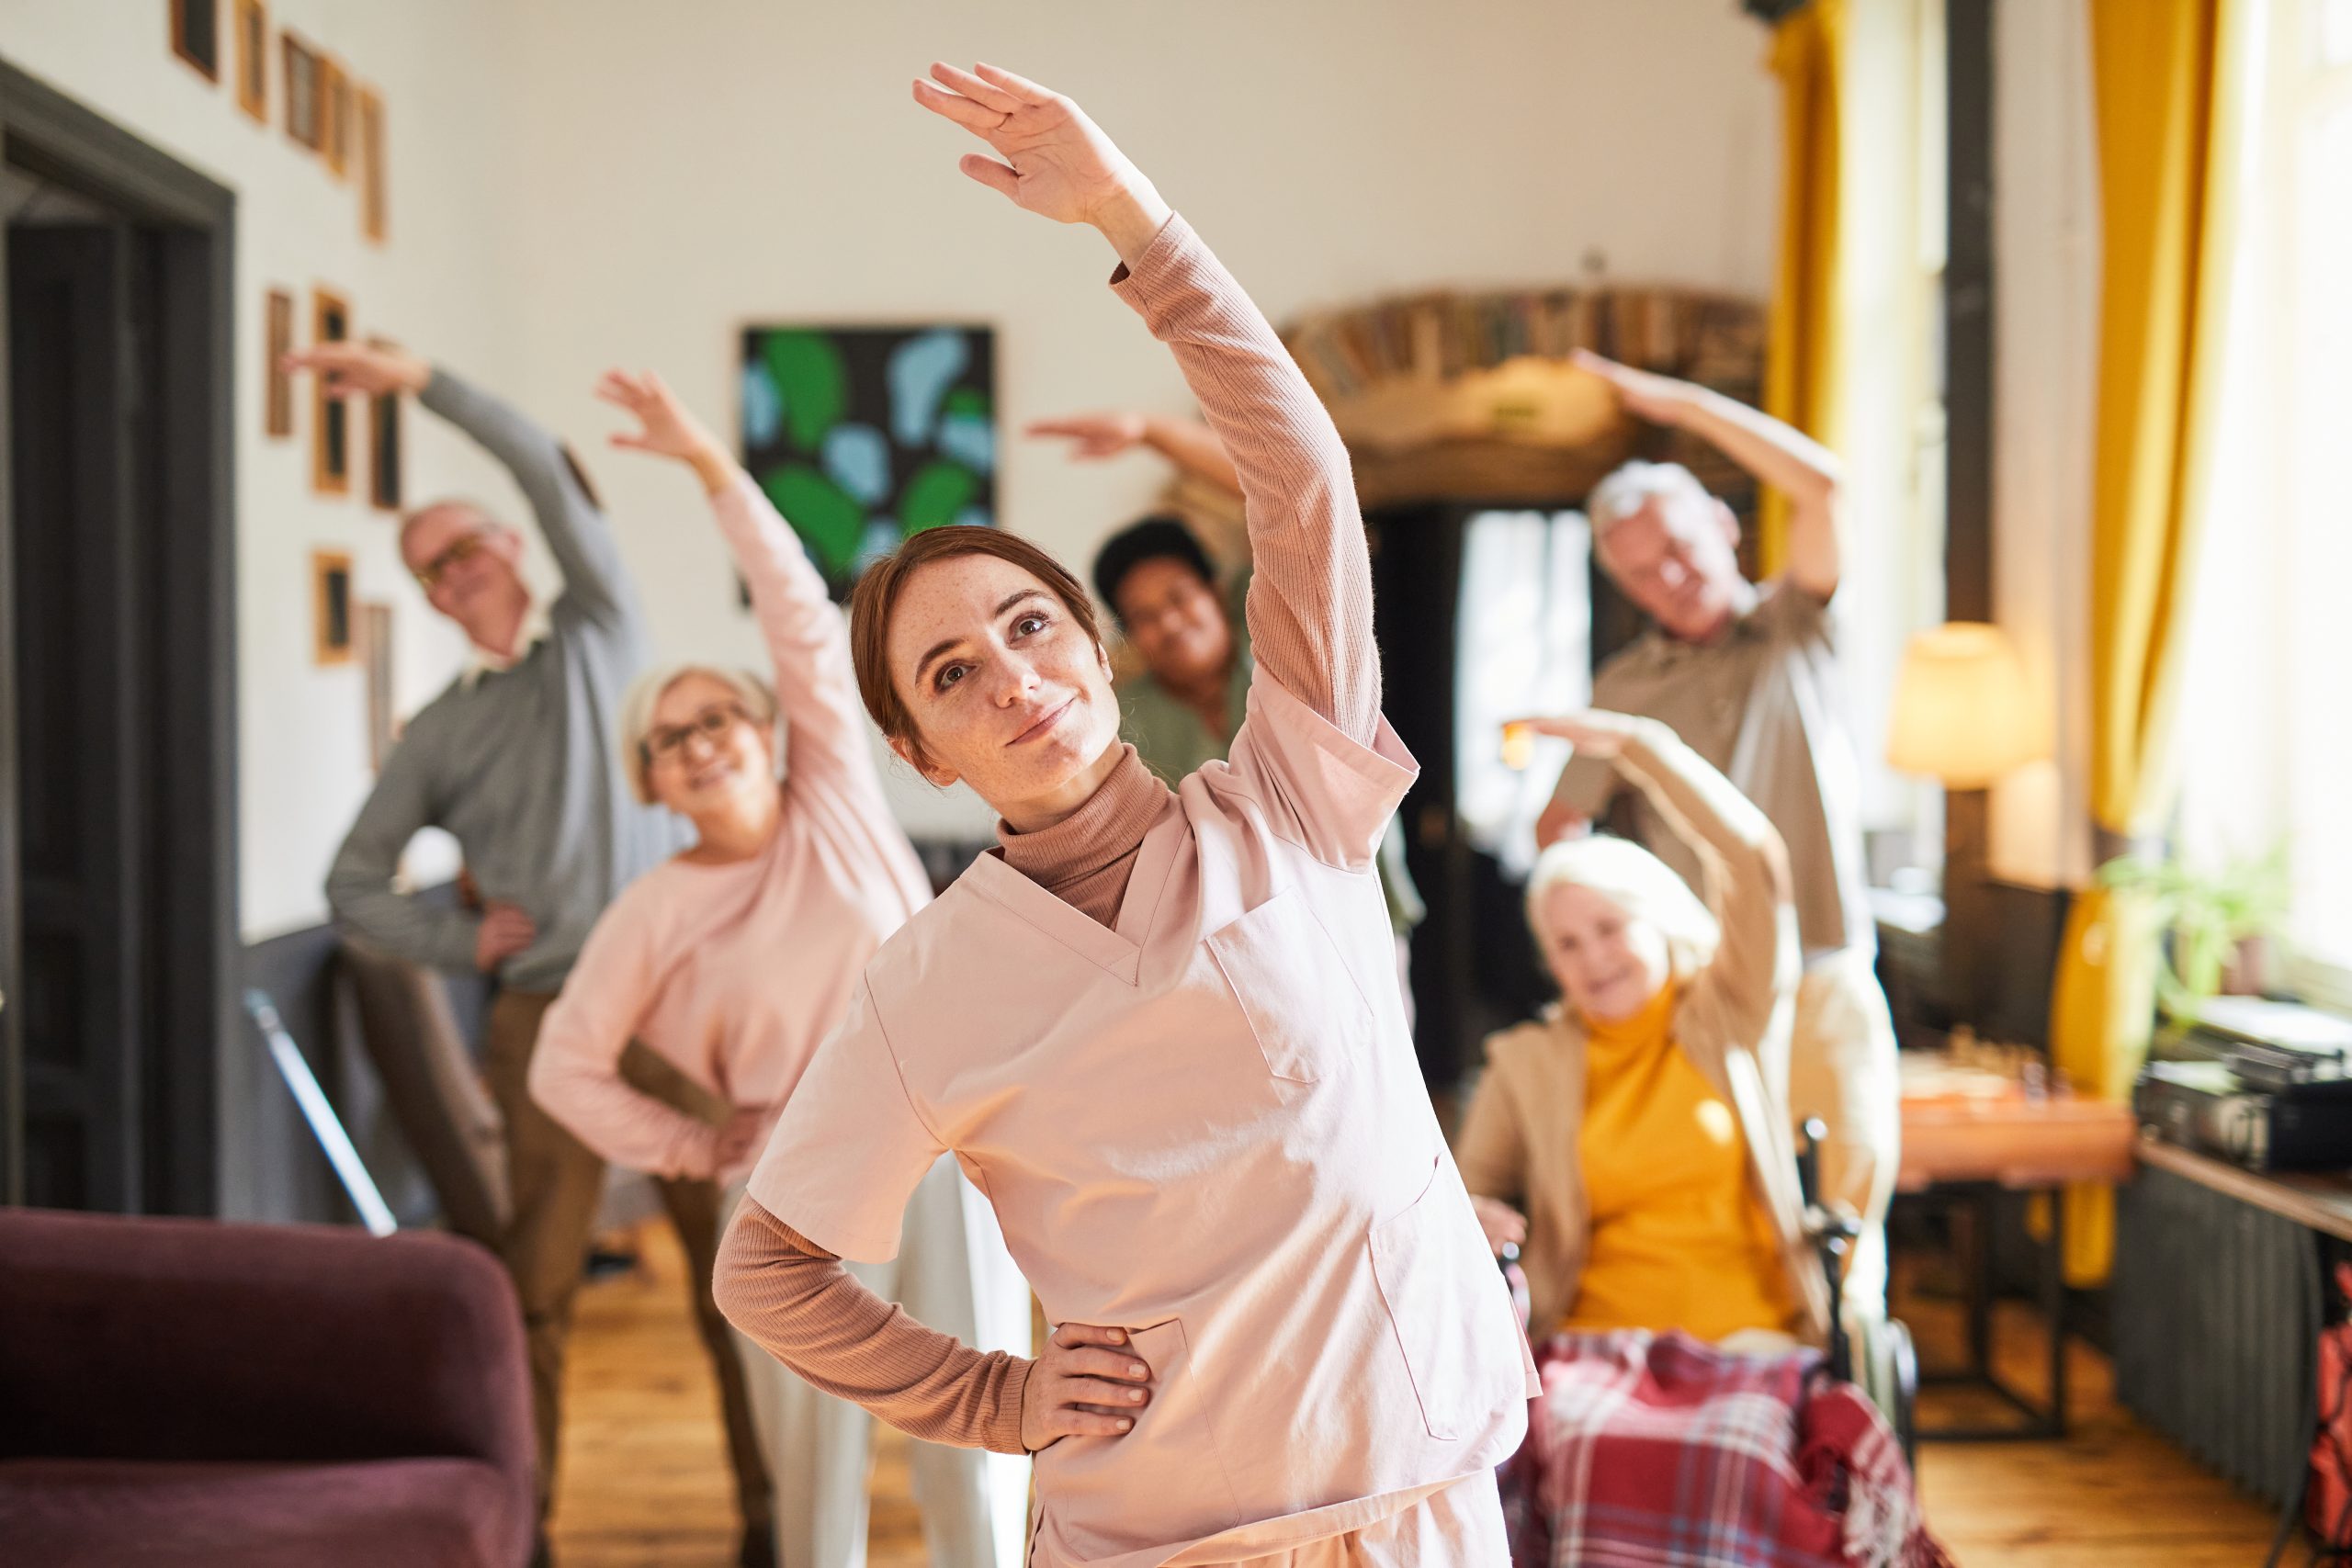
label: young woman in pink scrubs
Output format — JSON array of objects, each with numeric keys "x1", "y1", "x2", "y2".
[
  {"x1": 714, "y1": 62, "x2": 1534, "y2": 1568},
  {"x1": 529, "y1": 370, "x2": 1031, "y2": 1568}
]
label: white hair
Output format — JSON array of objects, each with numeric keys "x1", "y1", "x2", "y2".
[
  {"x1": 617, "y1": 662, "x2": 780, "y2": 806},
  {"x1": 1524, "y1": 832, "x2": 1719, "y2": 983},
  {"x1": 1585, "y1": 460, "x2": 1708, "y2": 539}
]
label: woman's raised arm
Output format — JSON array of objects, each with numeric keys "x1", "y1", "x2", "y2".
[
  {"x1": 596, "y1": 368, "x2": 874, "y2": 787},
  {"x1": 913, "y1": 62, "x2": 1378, "y2": 745}
]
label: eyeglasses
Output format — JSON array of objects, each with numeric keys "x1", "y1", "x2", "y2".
[
  {"x1": 643, "y1": 703, "x2": 752, "y2": 764},
  {"x1": 414, "y1": 531, "x2": 490, "y2": 591}
]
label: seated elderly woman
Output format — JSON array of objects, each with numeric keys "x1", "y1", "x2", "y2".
[{"x1": 1459, "y1": 711, "x2": 1943, "y2": 1568}]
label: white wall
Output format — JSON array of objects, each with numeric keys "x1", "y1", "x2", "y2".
[
  {"x1": 502, "y1": 0, "x2": 1781, "y2": 836},
  {"x1": 2, "y1": 0, "x2": 1781, "y2": 912},
  {"x1": 0, "y1": 0, "x2": 534, "y2": 940}
]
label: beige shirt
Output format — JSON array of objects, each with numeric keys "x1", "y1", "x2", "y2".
[
  {"x1": 1460, "y1": 720, "x2": 1831, "y2": 1344},
  {"x1": 1551, "y1": 581, "x2": 1872, "y2": 960}
]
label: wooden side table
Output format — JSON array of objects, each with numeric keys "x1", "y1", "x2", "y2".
[{"x1": 1897, "y1": 1089, "x2": 2138, "y2": 1439}]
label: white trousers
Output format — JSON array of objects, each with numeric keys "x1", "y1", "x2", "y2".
[
  {"x1": 724, "y1": 1155, "x2": 1033, "y2": 1568},
  {"x1": 1786, "y1": 946, "x2": 1902, "y2": 1315}
]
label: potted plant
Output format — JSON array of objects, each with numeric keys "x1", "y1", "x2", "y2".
[{"x1": 2096, "y1": 842, "x2": 2291, "y2": 1024}]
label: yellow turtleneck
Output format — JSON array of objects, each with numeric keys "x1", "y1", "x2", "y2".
[{"x1": 1563, "y1": 983, "x2": 1794, "y2": 1342}]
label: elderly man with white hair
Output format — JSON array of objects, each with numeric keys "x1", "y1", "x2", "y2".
[
  {"x1": 1536, "y1": 348, "x2": 1899, "y2": 1322},
  {"x1": 295, "y1": 342, "x2": 774, "y2": 1565}
]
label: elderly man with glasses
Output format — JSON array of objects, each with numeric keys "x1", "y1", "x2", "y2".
[{"x1": 296, "y1": 343, "x2": 775, "y2": 1566}]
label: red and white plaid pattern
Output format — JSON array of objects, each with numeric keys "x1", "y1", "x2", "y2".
[{"x1": 1500, "y1": 1330, "x2": 1951, "y2": 1568}]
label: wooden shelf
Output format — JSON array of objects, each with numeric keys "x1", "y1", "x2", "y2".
[{"x1": 2134, "y1": 1134, "x2": 2352, "y2": 1243}]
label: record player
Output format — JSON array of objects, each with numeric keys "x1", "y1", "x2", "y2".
[{"x1": 2135, "y1": 998, "x2": 2352, "y2": 1171}]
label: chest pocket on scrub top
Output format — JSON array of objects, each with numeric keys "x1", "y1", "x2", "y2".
[{"x1": 1204, "y1": 887, "x2": 1374, "y2": 1084}]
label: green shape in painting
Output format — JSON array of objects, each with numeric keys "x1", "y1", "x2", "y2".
[
  {"x1": 760, "y1": 331, "x2": 848, "y2": 455},
  {"x1": 900, "y1": 461, "x2": 980, "y2": 535},
  {"x1": 761, "y1": 465, "x2": 865, "y2": 576},
  {"x1": 942, "y1": 388, "x2": 990, "y2": 419}
]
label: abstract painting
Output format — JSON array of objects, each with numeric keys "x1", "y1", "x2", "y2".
[{"x1": 738, "y1": 324, "x2": 995, "y2": 599}]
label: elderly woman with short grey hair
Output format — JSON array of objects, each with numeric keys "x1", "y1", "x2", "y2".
[
  {"x1": 1456, "y1": 708, "x2": 1826, "y2": 1347},
  {"x1": 529, "y1": 367, "x2": 1031, "y2": 1568}
]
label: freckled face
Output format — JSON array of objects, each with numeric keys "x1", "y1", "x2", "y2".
[{"x1": 883, "y1": 553, "x2": 1121, "y2": 815}]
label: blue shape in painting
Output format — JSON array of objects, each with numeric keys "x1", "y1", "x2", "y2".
[
  {"x1": 953, "y1": 505, "x2": 993, "y2": 530},
  {"x1": 821, "y1": 423, "x2": 891, "y2": 505},
  {"x1": 852, "y1": 516, "x2": 900, "y2": 577},
  {"x1": 741, "y1": 361, "x2": 783, "y2": 449},
  {"x1": 888, "y1": 329, "x2": 969, "y2": 446},
  {"x1": 938, "y1": 412, "x2": 995, "y2": 475}
]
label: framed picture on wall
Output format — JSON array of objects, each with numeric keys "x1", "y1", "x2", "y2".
[
  {"x1": 321, "y1": 55, "x2": 352, "y2": 179},
  {"x1": 265, "y1": 288, "x2": 294, "y2": 438},
  {"x1": 171, "y1": 0, "x2": 220, "y2": 82},
  {"x1": 367, "y1": 336, "x2": 402, "y2": 511},
  {"x1": 357, "y1": 85, "x2": 388, "y2": 243},
  {"x1": 737, "y1": 323, "x2": 998, "y2": 600},
  {"x1": 311, "y1": 287, "x2": 352, "y2": 494},
  {"x1": 312, "y1": 550, "x2": 355, "y2": 666},
  {"x1": 360, "y1": 601, "x2": 397, "y2": 770},
  {"x1": 233, "y1": 0, "x2": 266, "y2": 120},
  {"x1": 283, "y1": 33, "x2": 321, "y2": 152}
]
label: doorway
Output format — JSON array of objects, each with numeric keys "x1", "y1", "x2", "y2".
[{"x1": 0, "y1": 60, "x2": 237, "y2": 1213}]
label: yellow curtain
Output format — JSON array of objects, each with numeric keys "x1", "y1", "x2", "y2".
[
  {"x1": 1760, "y1": 0, "x2": 1845, "y2": 580},
  {"x1": 2050, "y1": 0, "x2": 2248, "y2": 1284}
]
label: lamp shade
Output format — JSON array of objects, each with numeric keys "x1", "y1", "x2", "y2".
[{"x1": 1884, "y1": 622, "x2": 2045, "y2": 787}]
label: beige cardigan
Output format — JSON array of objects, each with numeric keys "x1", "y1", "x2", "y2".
[{"x1": 1455, "y1": 719, "x2": 1831, "y2": 1344}]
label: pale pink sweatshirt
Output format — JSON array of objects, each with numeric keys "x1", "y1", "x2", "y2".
[
  {"x1": 529, "y1": 474, "x2": 933, "y2": 1187},
  {"x1": 716, "y1": 211, "x2": 1384, "y2": 1452}
]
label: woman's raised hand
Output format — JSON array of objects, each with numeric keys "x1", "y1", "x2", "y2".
[
  {"x1": 1019, "y1": 1321, "x2": 1155, "y2": 1451},
  {"x1": 1025, "y1": 411, "x2": 1149, "y2": 461},
  {"x1": 912, "y1": 62, "x2": 1170, "y2": 257},
  {"x1": 1508, "y1": 709, "x2": 1647, "y2": 761},
  {"x1": 596, "y1": 368, "x2": 735, "y2": 492}
]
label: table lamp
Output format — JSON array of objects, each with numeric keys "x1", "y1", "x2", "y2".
[
  {"x1": 1885, "y1": 622, "x2": 2049, "y2": 1040},
  {"x1": 1885, "y1": 622, "x2": 2046, "y2": 787}
]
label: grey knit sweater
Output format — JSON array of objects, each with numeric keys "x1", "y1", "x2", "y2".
[{"x1": 324, "y1": 368, "x2": 684, "y2": 993}]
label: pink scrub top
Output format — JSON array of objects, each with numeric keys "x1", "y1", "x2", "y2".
[{"x1": 747, "y1": 671, "x2": 1536, "y2": 1568}]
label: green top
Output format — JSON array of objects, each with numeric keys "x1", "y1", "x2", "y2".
[{"x1": 1116, "y1": 587, "x2": 1424, "y2": 934}]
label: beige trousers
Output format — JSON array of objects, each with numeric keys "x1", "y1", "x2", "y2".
[{"x1": 484, "y1": 989, "x2": 770, "y2": 1532}]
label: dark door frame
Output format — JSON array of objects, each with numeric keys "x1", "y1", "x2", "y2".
[{"x1": 0, "y1": 57, "x2": 238, "y2": 1213}]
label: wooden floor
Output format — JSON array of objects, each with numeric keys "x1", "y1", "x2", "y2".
[{"x1": 551, "y1": 1221, "x2": 2286, "y2": 1566}]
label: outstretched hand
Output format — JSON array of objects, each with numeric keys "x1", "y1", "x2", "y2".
[
  {"x1": 911, "y1": 62, "x2": 1170, "y2": 258},
  {"x1": 1569, "y1": 348, "x2": 1690, "y2": 424},
  {"x1": 1507, "y1": 709, "x2": 1647, "y2": 761},
  {"x1": 283, "y1": 341, "x2": 430, "y2": 398},
  {"x1": 1026, "y1": 412, "x2": 1149, "y2": 461},
  {"x1": 595, "y1": 368, "x2": 734, "y2": 491}
]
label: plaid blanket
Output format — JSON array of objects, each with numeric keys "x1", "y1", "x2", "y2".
[{"x1": 1499, "y1": 1330, "x2": 1951, "y2": 1568}]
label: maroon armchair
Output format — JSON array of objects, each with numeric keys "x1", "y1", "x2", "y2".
[{"x1": 0, "y1": 1208, "x2": 533, "y2": 1567}]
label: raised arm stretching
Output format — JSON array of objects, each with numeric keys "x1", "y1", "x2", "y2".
[
  {"x1": 915, "y1": 60, "x2": 1378, "y2": 744},
  {"x1": 1026, "y1": 411, "x2": 1244, "y2": 497},
  {"x1": 1574, "y1": 348, "x2": 1846, "y2": 601}
]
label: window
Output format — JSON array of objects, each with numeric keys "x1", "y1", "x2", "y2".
[
  {"x1": 1454, "y1": 510, "x2": 1592, "y2": 876},
  {"x1": 2177, "y1": 0, "x2": 2352, "y2": 998}
]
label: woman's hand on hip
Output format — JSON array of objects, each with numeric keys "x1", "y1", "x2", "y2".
[
  {"x1": 1021, "y1": 1321, "x2": 1154, "y2": 1451},
  {"x1": 711, "y1": 1105, "x2": 773, "y2": 1173},
  {"x1": 1470, "y1": 1195, "x2": 1528, "y2": 1258},
  {"x1": 911, "y1": 62, "x2": 1171, "y2": 263},
  {"x1": 595, "y1": 367, "x2": 736, "y2": 493}
]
